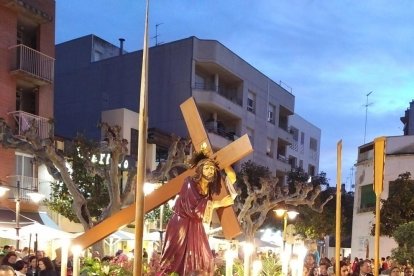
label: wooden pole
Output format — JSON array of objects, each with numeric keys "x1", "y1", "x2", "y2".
[
  {"x1": 133, "y1": 0, "x2": 149, "y2": 275},
  {"x1": 373, "y1": 137, "x2": 386, "y2": 276},
  {"x1": 335, "y1": 140, "x2": 342, "y2": 276}
]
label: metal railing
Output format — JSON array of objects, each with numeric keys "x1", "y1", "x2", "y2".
[
  {"x1": 5, "y1": 175, "x2": 40, "y2": 202},
  {"x1": 8, "y1": 110, "x2": 52, "y2": 139},
  {"x1": 9, "y1": 44, "x2": 55, "y2": 83},
  {"x1": 193, "y1": 82, "x2": 242, "y2": 106}
]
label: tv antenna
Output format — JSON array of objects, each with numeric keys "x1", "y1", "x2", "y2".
[
  {"x1": 152, "y1": 23, "x2": 164, "y2": 46},
  {"x1": 363, "y1": 91, "x2": 373, "y2": 144}
]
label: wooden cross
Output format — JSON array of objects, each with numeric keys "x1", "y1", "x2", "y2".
[{"x1": 72, "y1": 97, "x2": 253, "y2": 249}]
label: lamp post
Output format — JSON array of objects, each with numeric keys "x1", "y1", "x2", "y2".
[
  {"x1": 274, "y1": 208, "x2": 299, "y2": 276},
  {"x1": 0, "y1": 180, "x2": 45, "y2": 249}
]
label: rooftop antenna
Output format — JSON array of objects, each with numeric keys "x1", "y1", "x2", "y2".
[
  {"x1": 363, "y1": 91, "x2": 373, "y2": 144},
  {"x1": 153, "y1": 23, "x2": 164, "y2": 46}
]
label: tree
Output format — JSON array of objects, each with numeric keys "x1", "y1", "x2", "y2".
[
  {"x1": 287, "y1": 168, "x2": 354, "y2": 240},
  {"x1": 233, "y1": 161, "x2": 332, "y2": 242},
  {"x1": 371, "y1": 172, "x2": 414, "y2": 236},
  {"x1": 391, "y1": 221, "x2": 414, "y2": 265},
  {"x1": 0, "y1": 119, "x2": 187, "y2": 232}
]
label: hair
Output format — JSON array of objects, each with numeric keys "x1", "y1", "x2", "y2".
[
  {"x1": 1, "y1": 252, "x2": 17, "y2": 265},
  {"x1": 14, "y1": 260, "x2": 26, "y2": 271},
  {"x1": 359, "y1": 259, "x2": 371, "y2": 268},
  {"x1": 191, "y1": 158, "x2": 221, "y2": 195},
  {"x1": 28, "y1": 255, "x2": 37, "y2": 264},
  {"x1": 0, "y1": 265, "x2": 14, "y2": 272},
  {"x1": 38, "y1": 257, "x2": 54, "y2": 271},
  {"x1": 405, "y1": 266, "x2": 413, "y2": 272}
]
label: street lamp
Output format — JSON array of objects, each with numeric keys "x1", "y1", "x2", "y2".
[
  {"x1": 274, "y1": 207, "x2": 299, "y2": 276},
  {"x1": 273, "y1": 208, "x2": 299, "y2": 243},
  {"x1": 0, "y1": 180, "x2": 45, "y2": 249}
]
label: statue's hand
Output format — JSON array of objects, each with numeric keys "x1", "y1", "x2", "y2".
[{"x1": 212, "y1": 195, "x2": 234, "y2": 209}]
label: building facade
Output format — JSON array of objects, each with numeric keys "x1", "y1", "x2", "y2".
[
  {"x1": 401, "y1": 100, "x2": 414, "y2": 136},
  {"x1": 55, "y1": 35, "x2": 321, "y2": 183},
  {"x1": 351, "y1": 135, "x2": 414, "y2": 259},
  {"x1": 287, "y1": 114, "x2": 321, "y2": 176},
  {"x1": 0, "y1": 0, "x2": 55, "y2": 213}
]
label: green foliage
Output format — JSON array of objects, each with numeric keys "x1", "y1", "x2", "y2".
[
  {"x1": 260, "y1": 255, "x2": 282, "y2": 276},
  {"x1": 144, "y1": 203, "x2": 173, "y2": 224},
  {"x1": 80, "y1": 257, "x2": 132, "y2": 276},
  {"x1": 45, "y1": 136, "x2": 109, "y2": 222},
  {"x1": 288, "y1": 168, "x2": 353, "y2": 240},
  {"x1": 372, "y1": 172, "x2": 414, "y2": 236},
  {"x1": 391, "y1": 221, "x2": 414, "y2": 265}
]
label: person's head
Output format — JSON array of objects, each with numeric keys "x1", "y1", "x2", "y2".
[
  {"x1": 2, "y1": 246, "x2": 10, "y2": 254},
  {"x1": 14, "y1": 260, "x2": 27, "y2": 273},
  {"x1": 359, "y1": 259, "x2": 372, "y2": 274},
  {"x1": 340, "y1": 261, "x2": 349, "y2": 276},
  {"x1": 28, "y1": 256, "x2": 37, "y2": 268},
  {"x1": 304, "y1": 253, "x2": 316, "y2": 265},
  {"x1": 319, "y1": 263, "x2": 328, "y2": 275},
  {"x1": 193, "y1": 158, "x2": 220, "y2": 192},
  {"x1": 36, "y1": 251, "x2": 44, "y2": 259},
  {"x1": 2, "y1": 252, "x2": 17, "y2": 265},
  {"x1": 38, "y1": 257, "x2": 54, "y2": 271},
  {"x1": 405, "y1": 266, "x2": 414, "y2": 276},
  {"x1": 0, "y1": 265, "x2": 15, "y2": 276},
  {"x1": 390, "y1": 266, "x2": 401, "y2": 276}
]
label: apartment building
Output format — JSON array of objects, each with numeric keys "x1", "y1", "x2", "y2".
[
  {"x1": 287, "y1": 114, "x2": 321, "y2": 176},
  {"x1": 0, "y1": 0, "x2": 55, "y2": 215},
  {"x1": 351, "y1": 135, "x2": 414, "y2": 259},
  {"x1": 401, "y1": 100, "x2": 414, "y2": 135},
  {"x1": 55, "y1": 35, "x2": 321, "y2": 183}
]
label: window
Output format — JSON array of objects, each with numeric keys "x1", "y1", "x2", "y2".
[
  {"x1": 130, "y1": 128, "x2": 138, "y2": 157},
  {"x1": 308, "y1": 164, "x2": 315, "y2": 176},
  {"x1": 289, "y1": 156, "x2": 297, "y2": 168},
  {"x1": 310, "y1": 137, "x2": 318, "y2": 151},
  {"x1": 300, "y1": 132, "x2": 305, "y2": 145},
  {"x1": 299, "y1": 160, "x2": 303, "y2": 169},
  {"x1": 290, "y1": 127, "x2": 299, "y2": 141},
  {"x1": 266, "y1": 138, "x2": 274, "y2": 157},
  {"x1": 267, "y1": 104, "x2": 275, "y2": 124},
  {"x1": 247, "y1": 91, "x2": 256, "y2": 113},
  {"x1": 246, "y1": 127, "x2": 254, "y2": 145},
  {"x1": 359, "y1": 184, "x2": 376, "y2": 212},
  {"x1": 16, "y1": 154, "x2": 34, "y2": 178}
]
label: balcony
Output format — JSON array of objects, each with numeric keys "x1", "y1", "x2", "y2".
[
  {"x1": 276, "y1": 154, "x2": 292, "y2": 173},
  {"x1": 8, "y1": 110, "x2": 52, "y2": 139},
  {"x1": 206, "y1": 126, "x2": 239, "y2": 150},
  {"x1": 9, "y1": 44, "x2": 54, "y2": 86},
  {"x1": 278, "y1": 127, "x2": 294, "y2": 145},
  {"x1": 4, "y1": 175, "x2": 40, "y2": 202},
  {"x1": 192, "y1": 83, "x2": 243, "y2": 119}
]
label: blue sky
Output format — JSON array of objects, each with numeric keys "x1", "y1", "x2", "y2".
[{"x1": 56, "y1": 1, "x2": 414, "y2": 189}]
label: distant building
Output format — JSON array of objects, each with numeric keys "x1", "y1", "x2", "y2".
[
  {"x1": 351, "y1": 135, "x2": 414, "y2": 259},
  {"x1": 287, "y1": 114, "x2": 321, "y2": 176},
  {"x1": 0, "y1": 0, "x2": 55, "y2": 215},
  {"x1": 401, "y1": 100, "x2": 414, "y2": 135},
  {"x1": 55, "y1": 35, "x2": 321, "y2": 183}
]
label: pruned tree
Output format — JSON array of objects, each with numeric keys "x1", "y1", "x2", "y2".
[
  {"x1": 0, "y1": 118, "x2": 188, "y2": 232},
  {"x1": 391, "y1": 221, "x2": 414, "y2": 265},
  {"x1": 233, "y1": 161, "x2": 333, "y2": 242}
]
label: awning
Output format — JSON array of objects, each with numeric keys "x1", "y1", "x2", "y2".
[{"x1": 0, "y1": 209, "x2": 59, "y2": 229}]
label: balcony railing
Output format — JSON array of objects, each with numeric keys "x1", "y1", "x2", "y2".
[
  {"x1": 5, "y1": 175, "x2": 40, "y2": 202},
  {"x1": 193, "y1": 82, "x2": 242, "y2": 106},
  {"x1": 9, "y1": 44, "x2": 54, "y2": 84},
  {"x1": 8, "y1": 110, "x2": 52, "y2": 139}
]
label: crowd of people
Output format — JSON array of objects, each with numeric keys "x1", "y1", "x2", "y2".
[
  {"x1": 0, "y1": 245, "x2": 66, "y2": 276},
  {"x1": 303, "y1": 253, "x2": 414, "y2": 276}
]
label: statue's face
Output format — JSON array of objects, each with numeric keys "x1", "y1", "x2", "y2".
[{"x1": 202, "y1": 162, "x2": 216, "y2": 182}]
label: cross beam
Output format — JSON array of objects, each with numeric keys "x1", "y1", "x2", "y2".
[{"x1": 72, "y1": 97, "x2": 252, "y2": 249}]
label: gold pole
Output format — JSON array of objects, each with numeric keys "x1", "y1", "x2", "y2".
[
  {"x1": 373, "y1": 137, "x2": 386, "y2": 276},
  {"x1": 335, "y1": 140, "x2": 342, "y2": 276},
  {"x1": 133, "y1": 0, "x2": 149, "y2": 275}
]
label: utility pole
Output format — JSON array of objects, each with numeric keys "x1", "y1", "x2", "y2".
[{"x1": 363, "y1": 91, "x2": 373, "y2": 144}]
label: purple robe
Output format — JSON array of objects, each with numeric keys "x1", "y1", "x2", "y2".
[{"x1": 159, "y1": 176, "x2": 213, "y2": 275}]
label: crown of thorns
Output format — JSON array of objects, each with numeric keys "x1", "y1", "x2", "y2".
[{"x1": 189, "y1": 150, "x2": 219, "y2": 169}]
